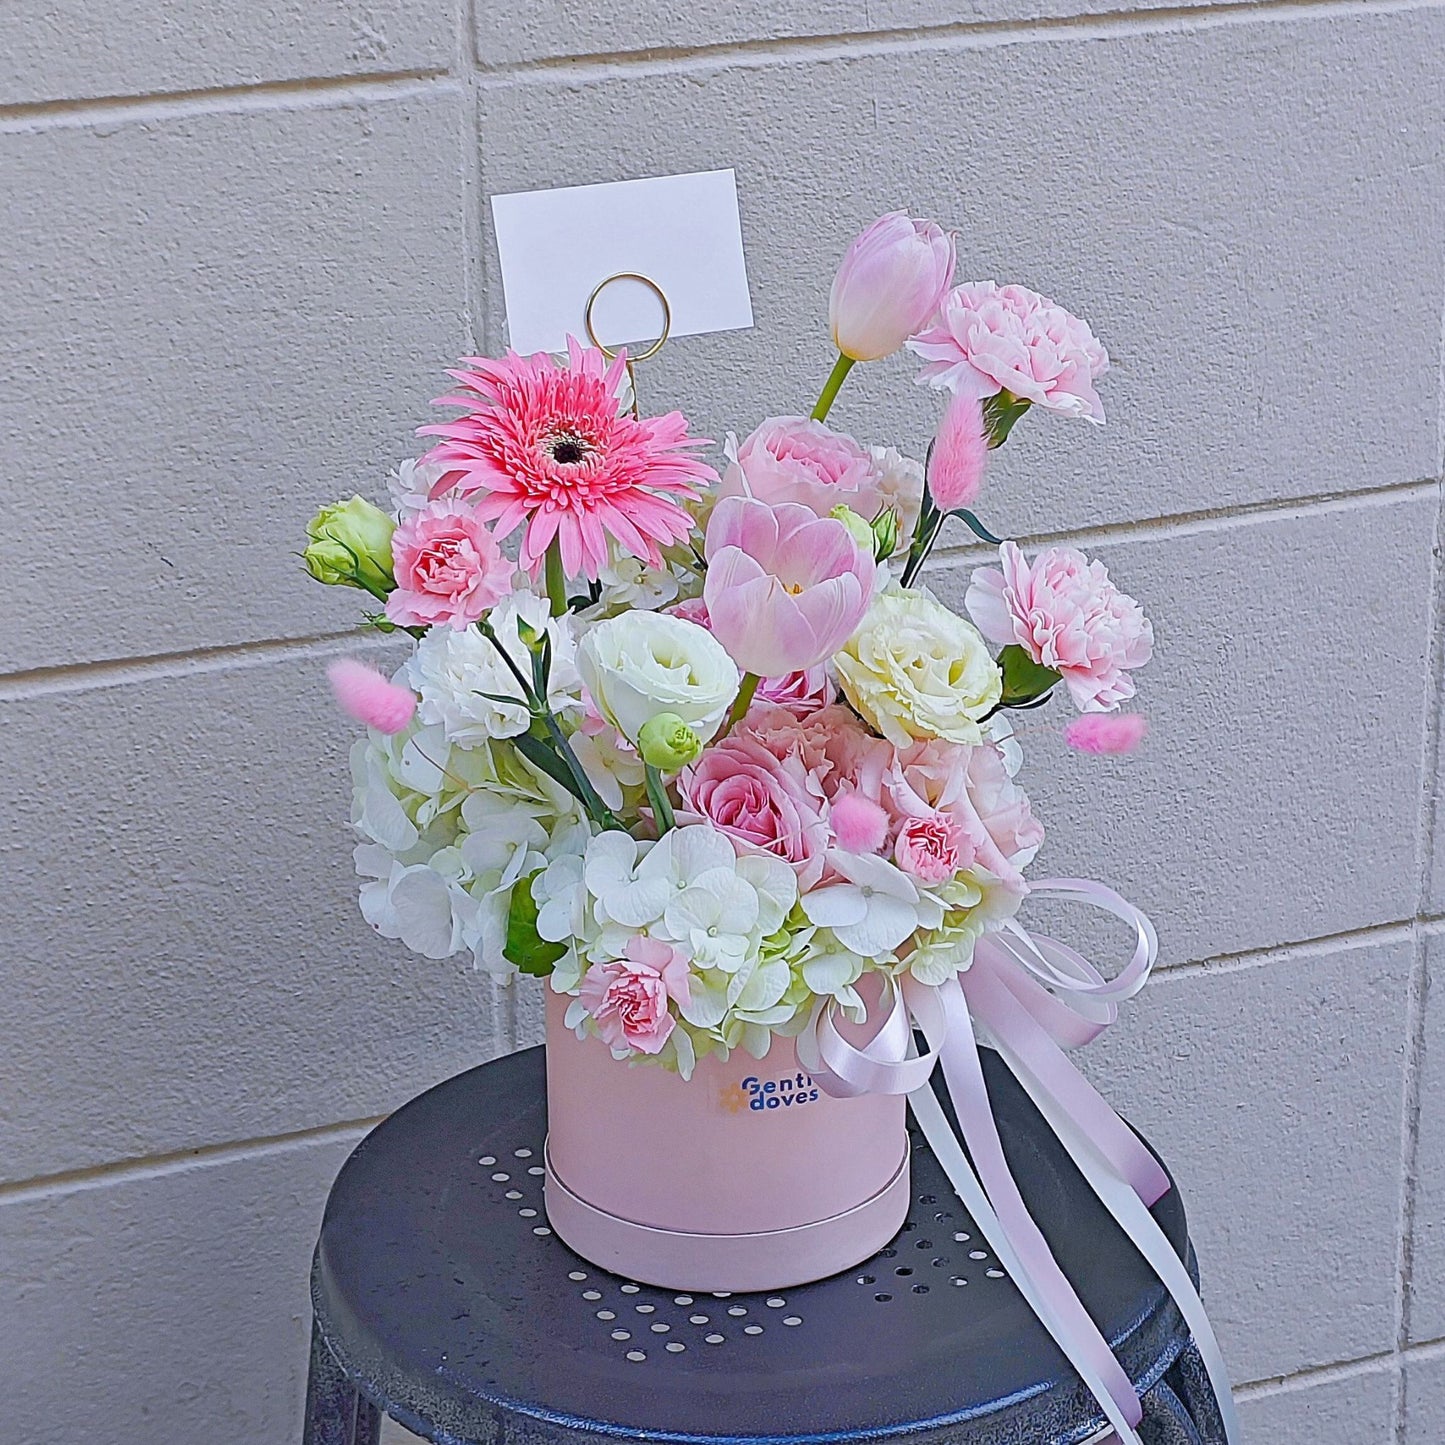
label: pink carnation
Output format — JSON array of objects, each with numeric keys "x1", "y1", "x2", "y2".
[
  {"x1": 718, "y1": 416, "x2": 893, "y2": 521},
  {"x1": 677, "y1": 732, "x2": 829, "y2": 889},
  {"x1": 894, "y1": 813, "x2": 974, "y2": 883},
  {"x1": 385, "y1": 500, "x2": 515, "y2": 629},
  {"x1": 326, "y1": 659, "x2": 416, "y2": 734},
  {"x1": 966, "y1": 541, "x2": 1153, "y2": 713},
  {"x1": 887, "y1": 739, "x2": 1042, "y2": 890},
  {"x1": 579, "y1": 936, "x2": 692, "y2": 1056},
  {"x1": 908, "y1": 282, "x2": 1109, "y2": 424},
  {"x1": 1064, "y1": 713, "x2": 1149, "y2": 755}
]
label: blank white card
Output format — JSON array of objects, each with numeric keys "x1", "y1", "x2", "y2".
[{"x1": 490, "y1": 170, "x2": 755, "y2": 357}]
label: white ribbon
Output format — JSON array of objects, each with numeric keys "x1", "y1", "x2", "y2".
[{"x1": 798, "y1": 878, "x2": 1239, "y2": 1445}]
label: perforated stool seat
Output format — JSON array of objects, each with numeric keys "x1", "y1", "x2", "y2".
[{"x1": 304, "y1": 1046, "x2": 1227, "y2": 1445}]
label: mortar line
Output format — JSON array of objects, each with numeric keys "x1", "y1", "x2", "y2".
[
  {"x1": 456, "y1": 0, "x2": 486, "y2": 357},
  {"x1": 2, "y1": 478, "x2": 1434, "y2": 702},
  {"x1": 0, "y1": 70, "x2": 457, "y2": 133},
  {"x1": 1393, "y1": 481, "x2": 1445, "y2": 1438},
  {"x1": 0, "y1": 1114, "x2": 385, "y2": 1205},
  {"x1": 0, "y1": 913, "x2": 1426, "y2": 1205},
  {"x1": 1236, "y1": 1349, "x2": 1398, "y2": 1399},
  {"x1": 0, "y1": 628, "x2": 399, "y2": 702},
  {"x1": 469, "y1": 0, "x2": 1445, "y2": 86},
  {"x1": 927, "y1": 476, "x2": 1440, "y2": 567}
]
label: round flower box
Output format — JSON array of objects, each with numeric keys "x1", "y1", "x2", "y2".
[{"x1": 542, "y1": 989, "x2": 910, "y2": 1291}]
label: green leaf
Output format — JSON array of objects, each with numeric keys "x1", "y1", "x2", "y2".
[
  {"x1": 503, "y1": 872, "x2": 567, "y2": 977},
  {"x1": 997, "y1": 643, "x2": 1061, "y2": 706},
  {"x1": 949, "y1": 509, "x2": 1005, "y2": 546},
  {"x1": 981, "y1": 390, "x2": 1032, "y2": 449}
]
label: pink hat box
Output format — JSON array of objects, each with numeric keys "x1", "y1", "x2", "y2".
[{"x1": 543, "y1": 987, "x2": 910, "y2": 1291}]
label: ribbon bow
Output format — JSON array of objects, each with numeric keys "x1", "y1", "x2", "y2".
[{"x1": 797, "y1": 878, "x2": 1240, "y2": 1445}]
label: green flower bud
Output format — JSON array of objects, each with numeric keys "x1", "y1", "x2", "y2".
[
  {"x1": 870, "y1": 506, "x2": 901, "y2": 561},
  {"x1": 637, "y1": 712, "x2": 703, "y2": 772},
  {"x1": 304, "y1": 497, "x2": 395, "y2": 594},
  {"x1": 829, "y1": 505, "x2": 875, "y2": 552}
]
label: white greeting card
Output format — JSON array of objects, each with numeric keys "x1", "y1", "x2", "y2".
[{"x1": 490, "y1": 169, "x2": 754, "y2": 356}]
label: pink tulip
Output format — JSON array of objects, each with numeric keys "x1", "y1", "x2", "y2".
[
  {"x1": 829, "y1": 212, "x2": 955, "y2": 363},
  {"x1": 927, "y1": 391, "x2": 989, "y2": 510},
  {"x1": 703, "y1": 496, "x2": 877, "y2": 677}
]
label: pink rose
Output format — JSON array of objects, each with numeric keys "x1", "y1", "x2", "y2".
[
  {"x1": 579, "y1": 936, "x2": 692, "y2": 1055},
  {"x1": 678, "y1": 733, "x2": 829, "y2": 888},
  {"x1": 385, "y1": 500, "x2": 515, "y2": 629},
  {"x1": 908, "y1": 282, "x2": 1109, "y2": 424},
  {"x1": 666, "y1": 599, "x2": 834, "y2": 716},
  {"x1": 894, "y1": 813, "x2": 974, "y2": 883},
  {"x1": 718, "y1": 417, "x2": 892, "y2": 521},
  {"x1": 965, "y1": 541, "x2": 1153, "y2": 712}
]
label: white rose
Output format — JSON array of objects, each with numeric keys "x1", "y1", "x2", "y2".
[{"x1": 577, "y1": 612, "x2": 739, "y2": 747}]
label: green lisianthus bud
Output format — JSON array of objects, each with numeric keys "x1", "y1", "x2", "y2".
[
  {"x1": 870, "y1": 507, "x2": 900, "y2": 561},
  {"x1": 637, "y1": 712, "x2": 703, "y2": 772},
  {"x1": 304, "y1": 497, "x2": 395, "y2": 595},
  {"x1": 829, "y1": 505, "x2": 875, "y2": 552}
]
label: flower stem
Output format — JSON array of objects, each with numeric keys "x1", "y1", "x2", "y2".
[
  {"x1": 725, "y1": 672, "x2": 761, "y2": 732},
  {"x1": 544, "y1": 539, "x2": 568, "y2": 618},
  {"x1": 810, "y1": 353, "x2": 857, "y2": 423},
  {"x1": 477, "y1": 617, "x2": 621, "y2": 831},
  {"x1": 644, "y1": 764, "x2": 676, "y2": 835}
]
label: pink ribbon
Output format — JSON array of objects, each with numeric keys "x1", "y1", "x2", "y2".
[{"x1": 796, "y1": 877, "x2": 1239, "y2": 1445}]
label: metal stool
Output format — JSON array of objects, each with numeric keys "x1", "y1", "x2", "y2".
[{"x1": 305, "y1": 1046, "x2": 1227, "y2": 1445}]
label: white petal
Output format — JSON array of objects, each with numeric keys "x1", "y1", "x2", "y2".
[{"x1": 800, "y1": 884, "x2": 869, "y2": 929}]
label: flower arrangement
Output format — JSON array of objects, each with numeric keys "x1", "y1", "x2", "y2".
[{"x1": 307, "y1": 209, "x2": 1152, "y2": 1080}]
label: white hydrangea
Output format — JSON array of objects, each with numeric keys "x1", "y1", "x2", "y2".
[
  {"x1": 349, "y1": 719, "x2": 587, "y2": 976},
  {"x1": 535, "y1": 824, "x2": 806, "y2": 1065}
]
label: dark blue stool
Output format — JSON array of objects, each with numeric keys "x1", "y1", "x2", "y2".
[{"x1": 305, "y1": 1045, "x2": 1227, "y2": 1445}]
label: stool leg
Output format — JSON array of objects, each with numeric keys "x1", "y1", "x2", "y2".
[{"x1": 304, "y1": 1319, "x2": 381, "y2": 1445}]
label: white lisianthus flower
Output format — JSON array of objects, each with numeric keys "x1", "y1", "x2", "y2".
[
  {"x1": 835, "y1": 586, "x2": 1002, "y2": 747},
  {"x1": 406, "y1": 591, "x2": 581, "y2": 744},
  {"x1": 578, "y1": 612, "x2": 739, "y2": 748}
]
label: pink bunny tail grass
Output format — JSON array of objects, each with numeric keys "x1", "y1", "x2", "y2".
[
  {"x1": 1063, "y1": 712, "x2": 1148, "y2": 755},
  {"x1": 926, "y1": 391, "x2": 989, "y2": 511},
  {"x1": 830, "y1": 790, "x2": 891, "y2": 853},
  {"x1": 327, "y1": 658, "x2": 417, "y2": 735}
]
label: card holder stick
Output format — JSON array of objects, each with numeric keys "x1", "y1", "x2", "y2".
[{"x1": 583, "y1": 271, "x2": 672, "y2": 419}]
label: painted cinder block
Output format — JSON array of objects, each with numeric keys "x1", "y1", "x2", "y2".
[
  {"x1": 0, "y1": 90, "x2": 468, "y2": 673},
  {"x1": 930, "y1": 492, "x2": 1435, "y2": 965},
  {"x1": 1237, "y1": 1367, "x2": 1396, "y2": 1445},
  {"x1": 0, "y1": 1133, "x2": 358, "y2": 1445},
  {"x1": 0, "y1": 0, "x2": 452, "y2": 107},
  {"x1": 1080, "y1": 936, "x2": 1412, "y2": 1383},
  {"x1": 0, "y1": 650, "x2": 508, "y2": 1184},
  {"x1": 475, "y1": 7, "x2": 1445, "y2": 543}
]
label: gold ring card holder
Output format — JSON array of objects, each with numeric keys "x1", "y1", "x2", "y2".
[{"x1": 583, "y1": 271, "x2": 672, "y2": 420}]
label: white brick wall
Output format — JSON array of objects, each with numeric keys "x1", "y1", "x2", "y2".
[{"x1": 1, "y1": 2, "x2": 1441, "y2": 1440}]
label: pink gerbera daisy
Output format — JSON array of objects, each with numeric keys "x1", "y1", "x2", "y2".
[{"x1": 418, "y1": 339, "x2": 716, "y2": 581}]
